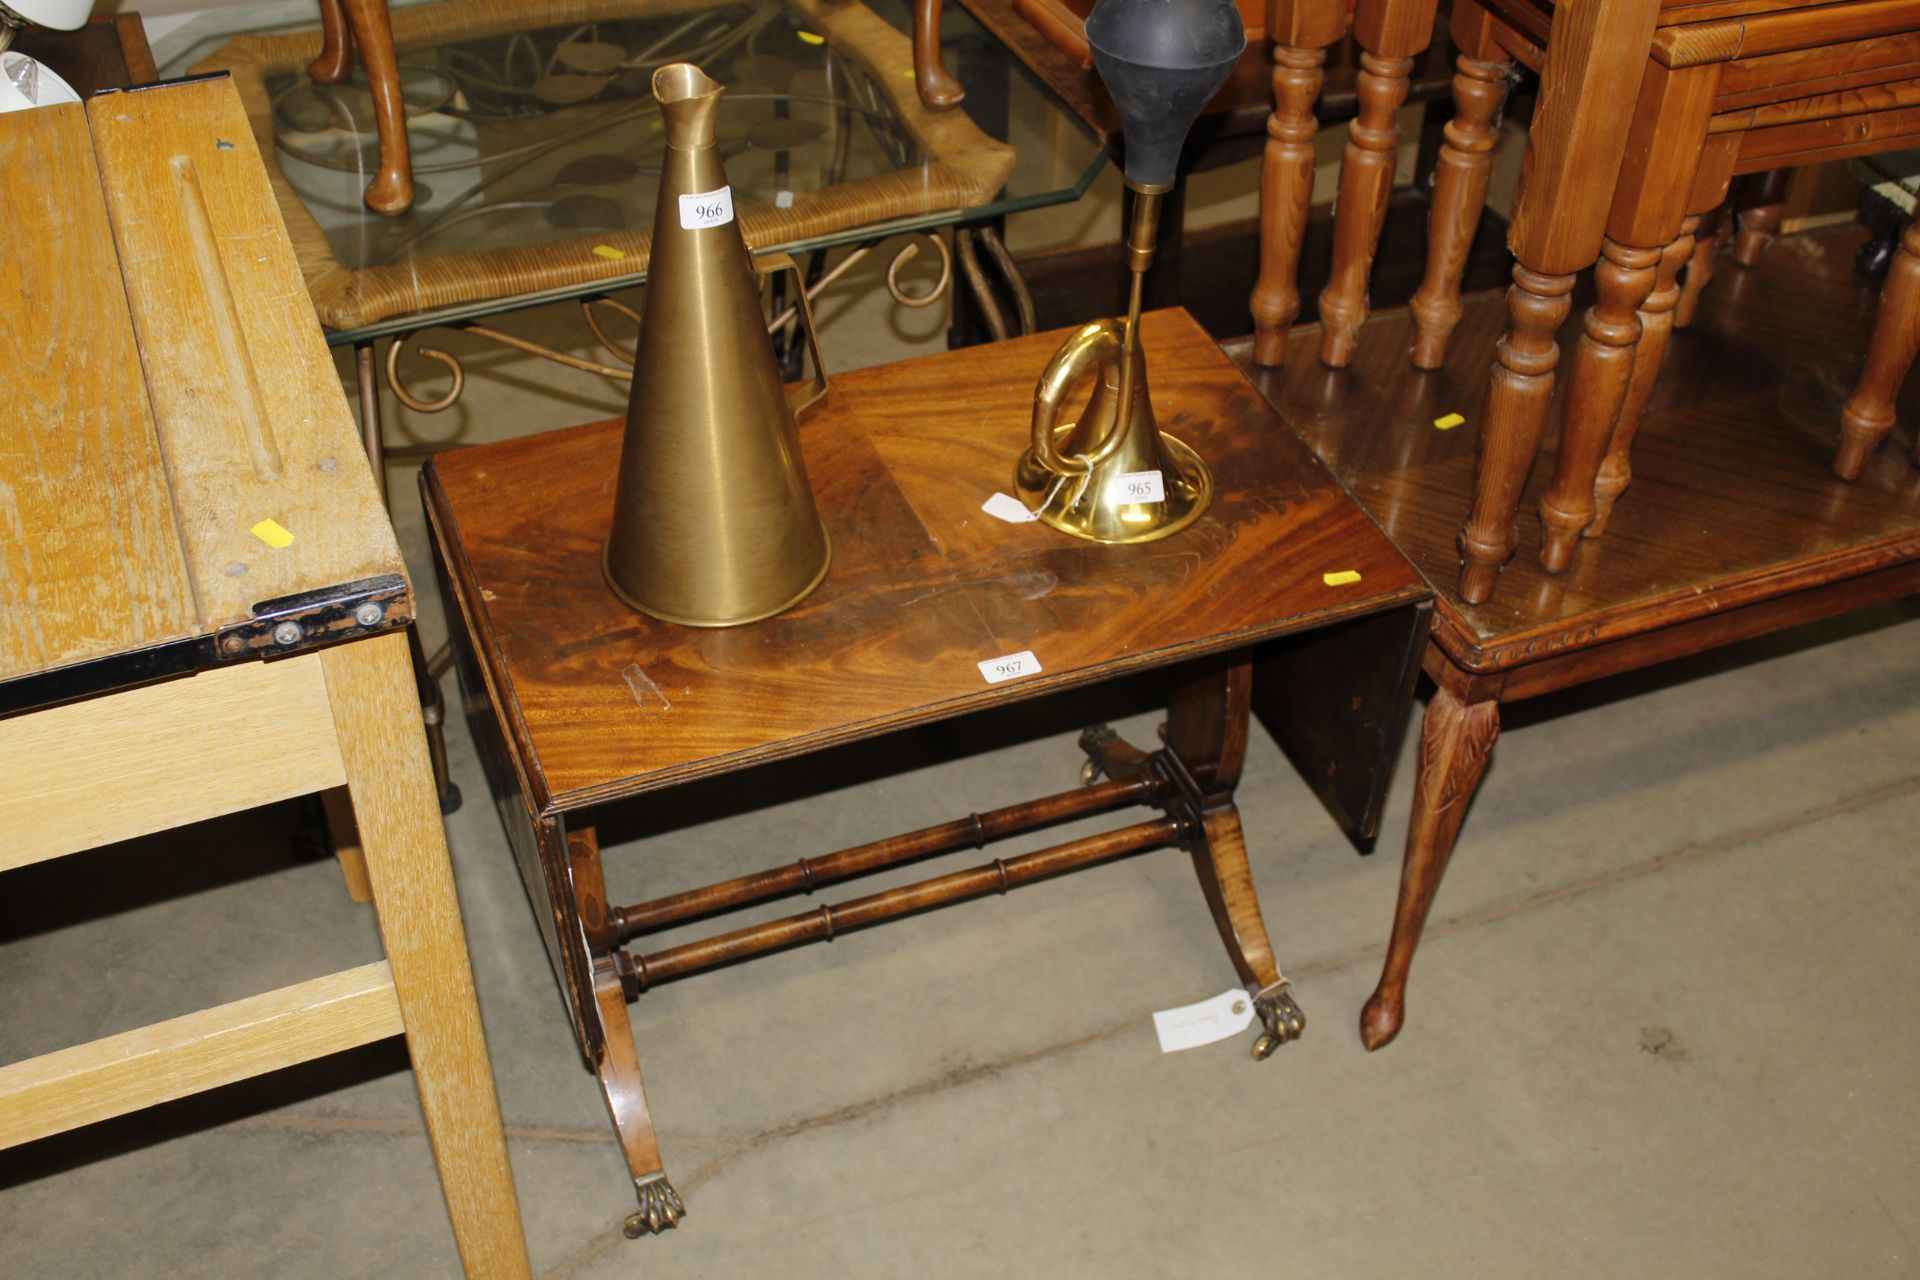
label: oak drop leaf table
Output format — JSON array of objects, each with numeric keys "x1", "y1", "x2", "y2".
[
  {"x1": 424, "y1": 308, "x2": 1430, "y2": 1236},
  {"x1": 0, "y1": 78, "x2": 528, "y2": 1275}
]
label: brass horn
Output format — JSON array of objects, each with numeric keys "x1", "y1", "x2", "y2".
[
  {"x1": 603, "y1": 62, "x2": 831, "y2": 627},
  {"x1": 1013, "y1": 0, "x2": 1245, "y2": 544}
]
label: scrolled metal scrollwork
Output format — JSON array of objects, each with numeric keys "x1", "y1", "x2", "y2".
[
  {"x1": 581, "y1": 295, "x2": 644, "y2": 367},
  {"x1": 384, "y1": 336, "x2": 466, "y2": 413}
]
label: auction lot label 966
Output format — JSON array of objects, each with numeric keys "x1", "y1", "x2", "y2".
[{"x1": 679, "y1": 186, "x2": 736, "y2": 230}]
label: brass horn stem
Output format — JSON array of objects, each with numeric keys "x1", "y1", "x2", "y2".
[{"x1": 1110, "y1": 181, "x2": 1162, "y2": 464}]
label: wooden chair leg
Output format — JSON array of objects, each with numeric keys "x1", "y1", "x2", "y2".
[
  {"x1": 1458, "y1": 265, "x2": 1576, "y2": 605},
  {"x1": 1409, "y1": 53, "x2": 1513, "y2": 370},
  {"x1": 340, "y1": 0, "x2": 413, "y2": 215},
  {"x1": 1837, "y1": 219, "x2": 1920, "y2": 480},
  {"x1": 910, "y1": 0, "x2": 964, "y2": 110},
  {"x1": 1590, "y1": 216, "x2": 1698, "y2": 536},
  {"x1": 319, "y1": 631, "x2": 529, "y2": 1277},
  {"x1": 1672, "y1": 203, "x2": 1727, "y2": 329},
  {"x1": 309, "y1": 0, "x2": 354, "y2": 84},
  {"x1": 1318, "y1": 50, "x2": 1415, "y2": 368},
  {"x1": 1360, "y1": 681, "x2": 1499, "y2": 1051},
  {"x1": 1538, "y1": 237, "x2": 1660, "y2": 572},
  {"x1": 1250, "y1": 42, "x2": 1328, "y2": 367}
]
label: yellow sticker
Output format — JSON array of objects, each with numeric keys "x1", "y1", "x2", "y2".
[
  {"x1": 904, "y1": 69, "x2": 916, "y2": 79},
  {"x1": 1433, "y1": 412, "x2": 1465, "y2": 430},
  {"x1": 593, "y1": 244, "x2": 626, "y2": 261},
  {"x1": 796, "y1": 29, "x2": 824, "y2": 44},
  {"x1": 1322, "y1": 569, "x2": 1362, "y2": 587},
  {"x1": 251, "y1": 519, "x2": 295, "y2": 549}
]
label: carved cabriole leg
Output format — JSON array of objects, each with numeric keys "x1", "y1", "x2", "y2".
[
  {"x1": 309, "y1": 0, "x2": 353, "y2": 83},
  {"x1": 342, "y1": 0, "x2": 413, "y2": 215},
  {"x1": 910, "y1": 0, "x2": 964, "y2": 110},
  {"x1": 1537, "y1": 237, "x2": 1660, "y2": 572},
  {"x1": 1250, "y1": 44, "x2": 1327, "y2": 367},
  {"x1": 1409, "y1": 53, "x2": 1513, "y2": 369},
  {"x1": 1360, "y1": 679, "x2": 1499, "y2": 1051},
  {"x1": 1318, "y1": 51, "x2": 1416, "y2": 368},
  {"x1": 1458, "y1": 266, "x2": 1576, "y2": 605},
  {"x1": 1673, "y1": 203, "x2": 1726, "y2": 330},
  {"x1": 1165, "y1": 651, "x2": 1301, "y2": 1057},
  {"x1": 1589, "y1": 217, "x2": 1697, "y2": 537},
  {"x1": 1837, "y1": 219, "x2": 1920, "y2": 480},
  {"x1": 570, "y1": 827, "x2": 683, "y2": 1237}
]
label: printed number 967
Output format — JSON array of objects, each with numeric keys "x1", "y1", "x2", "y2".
[{"x1": 978, "y1": 650, "x2": 1042, "y2": 684}]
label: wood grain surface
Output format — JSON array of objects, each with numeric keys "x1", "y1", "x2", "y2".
[
  {"x1": 321, "y1": 631, "x2": 529, "y2": 1279},
  {"x1": 427, "y1": 308, "x2": 1427, "y2": 810},
  {"x1": 85, "y1": 77, "x2": 404, "y2": 630},
  {"x1": 0, "y1": 962, "x2": 404, "y2": 1150},
  {"x1": 1235, "y1": 226, "x2": 1920, "y2": 672},
  {"x1": 0, "y1": 104, "x2": 196, "y2": 682},
  {"x1": 0, "y1": 653, "x2": 344, "y2": 869}
]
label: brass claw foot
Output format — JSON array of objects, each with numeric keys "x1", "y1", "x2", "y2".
[
  {"x1": 623, "y1": 1173, "x2": 686, "y2": 1238},
  {"x1": 1251, "y1": 984, "x2": 1306, "y2": 1060}
]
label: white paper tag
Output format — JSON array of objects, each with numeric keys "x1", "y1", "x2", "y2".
[
  {"x1": 1109, "y1": 470, "x2": 1165, "y2": 505},
  {"x1": 678, "y1": 185, "x2": 736, "y2": 230},
  {"x1": 981, "y1": 492, "x2": 1040, "y2": 524},
  {"x1": 1152, "y1": 989, "x2": 1256, "y2": 1053},
  {"x1": 977, "y1": 650, "x2": 1041, "y2": 684}
]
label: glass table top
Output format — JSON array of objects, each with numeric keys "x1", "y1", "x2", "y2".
[{"x1": 175, "y1": 0, "x2": 1105, "y2": 342}]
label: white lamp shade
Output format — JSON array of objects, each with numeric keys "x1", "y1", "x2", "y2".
[{"x1": 6, "y1": 0, "x2": 93, "y2": 32}]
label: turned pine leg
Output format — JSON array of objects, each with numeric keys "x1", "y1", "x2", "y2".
[
  {"x1": 1537, "y1": 237, "x2": 1660, "y2": 572},
  {"x1": 1409, "y1": 53, "x2": 1513, "y2": 369},
  {"x1": 1732, "y1": 169, "x2": 1789, "y2": 268},
  {"x1": 1837, "y1": 220, "x2": 1920, "y2": 480},
  {"x1": 1318, "y1": 51, "x2": 1414, "y2": 368},
  {"x1": 341, "y1": 0, "x2": 413, "y2": 215},
  {"x1": 1360, "y1": 681, "x2": 1499, "y2": 1051},
  {"x1": 1163, "y1": 652, "x2": 1302, "y2": 1058},
  {"x1": 910, "y1": 0, "x2": 964, "y2": 110},
  {"x1": 1673, "y1": 204, "x2": 1726, "y2": 330},
  {"x1": 309, "y1": 0, "x2": 354, "y2": 83},
  {"x1": 1250, "y1": 43, "x2": 1327, "y2": 367},
  {"x1": 569, "y1": 828, "x2": 684, "y2": 1237},
  {"x1": 1589, "y1": 217, "x2": 1697, "y2": 537},
  {"x1": 1457, "y1": 266, "x2": 1576, "y2": 604}
]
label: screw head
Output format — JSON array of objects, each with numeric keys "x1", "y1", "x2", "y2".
[
  {"x1": 272, "y1": 621, "x2": 303, "y2": 646},
  {"x1": 354, "y1": 602, "x2": 384, "y2": 627}
]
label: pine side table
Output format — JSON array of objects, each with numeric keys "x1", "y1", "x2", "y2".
[{"x1": 423, "y1": 308, "x2": 1430, "y2": 1237}]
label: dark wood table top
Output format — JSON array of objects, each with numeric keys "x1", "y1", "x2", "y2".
[
  {"x1": 13, "y1": 14, "x2": 156, "y2": 96},
  {"x1": 953, "y1": 0, "x2": 1459, "y2": 155},
  {"x1": 1235, "y1": 227, "x2": 1920, "y2": 674},
  {"x1": 425, "y1": 308, "x2": 1427, "y2": 812}
]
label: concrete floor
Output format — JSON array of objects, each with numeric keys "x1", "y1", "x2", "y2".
[{"x1": 5, "y1": 224, "x2": 1920, "y2": 1277}]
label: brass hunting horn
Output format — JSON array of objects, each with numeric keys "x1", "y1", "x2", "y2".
[
  {"x1": 1013, "y1": 0, "x2": 1245, "y2": 543},
  {"x1": 603, "y1": 63, "x2": 832, "y2": 627}
]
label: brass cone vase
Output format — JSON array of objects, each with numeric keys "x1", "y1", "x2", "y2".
[{"x1": 603, "y1": 63, "x2": 832, "y2": 627}]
